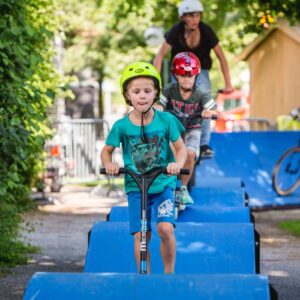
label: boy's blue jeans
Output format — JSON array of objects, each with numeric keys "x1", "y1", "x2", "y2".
[
  {"x1": 196, "y1": 70, "x2": 211, "y2": 146},
  {"x1": 170, "y1": 70, "x2": 212, "y2": 146}
]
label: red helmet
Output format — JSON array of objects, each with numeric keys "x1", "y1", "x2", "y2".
[{"x1": 172, "y1": 52, "x2": 201, "y2": 76}]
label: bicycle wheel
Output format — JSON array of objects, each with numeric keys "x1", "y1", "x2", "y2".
[{"x1": 272, "y1": 147, "x2": 300, "y2": 196}]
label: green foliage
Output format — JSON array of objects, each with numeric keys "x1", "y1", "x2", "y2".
[
  {"x1": 60, "y1": 0, "x2": 300, "y2": 86},
  {"x1": 0, "y1": 203, "x2": 39, "y2": 268},
  {"x1": 1, "y1": 0, "x2": 298, "y2": 268},
  {"x1": 234, "y1": 0, "x2": 300, "y2": 34},
  {"x1": 278, "y1": 220, "x2": 300, "y2": 237},
  {"x1": 0, "y1": 0, "x2": 62, "y2": 266}
]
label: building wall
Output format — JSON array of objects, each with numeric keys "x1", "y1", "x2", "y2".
[{"x1": 248, "y1": 30, "x2": 300, "y2": 124}]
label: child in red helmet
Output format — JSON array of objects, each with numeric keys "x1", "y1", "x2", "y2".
[{"x1": 158, "y1": 52, "x2": 217, "y2": 205}]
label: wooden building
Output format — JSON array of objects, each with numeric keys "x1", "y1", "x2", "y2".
[{"x1": 238, "y1": 21, "x2": 300, "y2": 124}]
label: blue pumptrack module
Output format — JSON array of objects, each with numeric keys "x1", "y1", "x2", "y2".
[
  {"x1": 84, "y1": 222, "x2": 256, "y2": 274},
  {"x1": 108, "y1": 205, "x2": 252, "y2": 223},
  {"x1": 24, "y1": 131, "x2": 284, "y2": 300},
  {"x1": 197, "y1": 131, "x2": 300, "y2": 209},
  {"x1": 24, "y1": 273, "x2": 272, "y2": 300}
]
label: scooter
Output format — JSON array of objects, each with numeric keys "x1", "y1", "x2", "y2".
[
  {"x1": 165, "y1": 107, "x2": 218, "y2": 218},
  {"x1": 100, "y1": 167, "x2": 189, "y2": 274}
]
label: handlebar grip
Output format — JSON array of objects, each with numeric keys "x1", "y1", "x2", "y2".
[
  {"x1": 180, "y1": 168, "x2": 189, "y2": 175},
  {"x1": 211, "y1": 114, "x2": 218, "y2": 120},
  {"x1": 100, "y1": 167, "x2": 189, "y2": 176},
  {"x1": 217, "y1": 88, "x2": 235, "y2": 95},
  {"x1": 100, "y1": 167, "x2": 126, "y2": 175}
]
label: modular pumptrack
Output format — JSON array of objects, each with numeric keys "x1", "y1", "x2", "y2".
[
  {"x1": 197, "y1": 131, "x2": 300, "y2": 209},
  {"x1": 22, "y1": 131, "x2": 300, "y2": 300}
]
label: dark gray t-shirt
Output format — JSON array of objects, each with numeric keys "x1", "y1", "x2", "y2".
[{"x1": 160, "y1": 82, "x2": 216, "y2": 129}]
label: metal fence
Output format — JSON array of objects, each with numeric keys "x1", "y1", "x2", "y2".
[{"x1": 54, "y1": 118, "x2": 110, "y2": 183}]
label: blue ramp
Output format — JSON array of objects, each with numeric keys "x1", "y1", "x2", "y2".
[
  {"x1": 196, "y1": 131, "x2": 300, "y2": 209},
  {"x1": 196, "y1": 177, "x2": 244, "y2": 188},
  {"x1": 23, "y1": 273, "x2": 273, "y2": 300},
  {"x1": 108, "y1": 206, "x2": 129, "y2": 221},
  {"x1": 178, "y1": 206, "x2": 252, "y2": 222},
  {"x1": 108, "y1": 206, "x2": 252, "y2": 223},
  {"x1": 85, "y1": 222, "x2": 256, "y2": 274},
  {"x1": 190, "y1": 187, "x2": 246, "y2": 206}
]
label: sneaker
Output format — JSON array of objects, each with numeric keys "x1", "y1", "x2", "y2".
[
  {"x1": 200, "y1": 145, "x2": 214, "y2": 159},
  {"x1": 180, "y1": 186, "x2": 194, "y2": 205}
]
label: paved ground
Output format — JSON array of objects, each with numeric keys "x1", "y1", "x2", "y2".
[
  {"x1": 0, "y1": 184, "x2": 299, "y2": 300},
  {"x1": 252, "y1": 209, "x2": 300, "y2": 300}
]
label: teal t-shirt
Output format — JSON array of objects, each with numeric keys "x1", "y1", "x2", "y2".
[{"x1": 105, "y1": 109, "x2": 184, "y2": 194}]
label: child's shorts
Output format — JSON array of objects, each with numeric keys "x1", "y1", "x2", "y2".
[
  {"x1": 127, "y1": 187, "x2": 175, "y2": 234},
  {"x1": 184, "y1": 128, "x2": 201, "y2": 158}
]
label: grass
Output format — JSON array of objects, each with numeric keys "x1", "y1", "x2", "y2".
[
  {"x1": 77, "y1": 178, "x2": 124, "y2": 189},
  {"x1": 278, "y1": 220, "x2": 300, "y2": 237}
]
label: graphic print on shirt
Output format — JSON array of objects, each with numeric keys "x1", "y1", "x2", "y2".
[
  {"x1": 170, "y1": 99, "x2": 201, "y2": 116},
  {"x1": 129, "y1": 134, "x2": 163, "y2": 173},
  {"x1": 168, "y1": 99, "x2": 202, "y2": 129},
  {"x1": 158, "y1": 199, "x2": 173, "y2": 218}
]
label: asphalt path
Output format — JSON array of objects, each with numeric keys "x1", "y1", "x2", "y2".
[{"x1": 0, "y1": 185, "x2": 299, "y2": 300}]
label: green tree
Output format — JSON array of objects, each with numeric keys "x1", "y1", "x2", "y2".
[
  {"x1": 0, "y1": 0, "x2": 63, "y2": 267},
  {"x1": 234, "y1": 0, "x2": 300, "y2": 34},
  {"x1": 61, "y1": 0, "x2": 300, "y2": 86}
]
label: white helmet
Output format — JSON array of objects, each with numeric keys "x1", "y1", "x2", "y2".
[{"x1": 178, "y1": 0, "x2": 204, "y2": 17}]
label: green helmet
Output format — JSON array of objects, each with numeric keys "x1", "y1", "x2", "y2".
[{"x1": 120, "y1": 61, "x2": 162, "y2": 105}]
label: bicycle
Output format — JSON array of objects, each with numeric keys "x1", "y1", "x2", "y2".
[
  {"x1": 100, "y1": 166, "x2": 188, "y2": 274},
  {"x1": 272, "y1": 139, "x2": 300, "y2": 196}
]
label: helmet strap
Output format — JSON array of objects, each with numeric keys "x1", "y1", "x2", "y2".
[
  {"x1": 141, "y1": 113, "x2": 147, "y2": 143},
  {"x1": 140, "y1": 105, "x2": 154, "y2": 143}
]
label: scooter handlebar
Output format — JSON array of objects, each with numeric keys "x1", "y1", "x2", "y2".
[
  {"x1": 179, "y1": 168, "x2": 189, "y2": 175},
  {"x1": 100, "y1": 167, "x2": 125, "y2": 175},
  {"x1": 100, "y1": 167, "x2": 189, "y2": 175}
]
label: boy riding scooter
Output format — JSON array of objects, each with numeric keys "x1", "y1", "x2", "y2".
[
  {"x1": 158, "y1": 52, "x2": 217, "y2": 206},
  {"x1": 101, "y1": 61, "x2": 187, "y2": 273}
]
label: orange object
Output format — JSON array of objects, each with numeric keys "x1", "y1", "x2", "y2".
[
  {"x1": 214, "y1": 89, "x2": 250, "y2": 132},
  {"x1": 50, "y1": 145, "x2": 61, "y2": 157}
]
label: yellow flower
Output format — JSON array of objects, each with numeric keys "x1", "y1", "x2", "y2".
[
  {"x1": 259, "y1": 15, "x2": 266, "y2": 24},
  {"x1": 267, "y1": 15, "x2": 274, "y2": 23}
]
